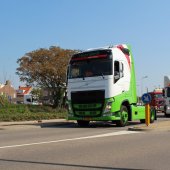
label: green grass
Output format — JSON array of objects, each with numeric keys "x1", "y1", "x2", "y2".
[{"x1": 0, "y1": 104, "x2": 67, "y2": 121}]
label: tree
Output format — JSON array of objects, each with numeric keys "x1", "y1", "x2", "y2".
[
  {"x1": 16, "y1": 46, "x2": 78, "y2": 107},
  {"x1": 31, "y1": 87, "x2": 42, "y2": 102}
]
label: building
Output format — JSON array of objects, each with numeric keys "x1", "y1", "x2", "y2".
[
  {"x1": 16, "y1": 86, "x2": 32, "y2": 104},
  {"x1": 0, "y1": 80, "x2": 16, "y2": 102},
  {"x1": 41, "y1": 88, "x2": 55, "y2": 105}
]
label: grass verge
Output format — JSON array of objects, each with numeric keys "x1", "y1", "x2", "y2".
[{"x1": 0, "y1": 104, "x2": 67, "y2": 121}]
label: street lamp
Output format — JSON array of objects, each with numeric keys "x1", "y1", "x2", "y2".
[{"x1": 141, "y1": 76, "x2": 148, "y2": 96}]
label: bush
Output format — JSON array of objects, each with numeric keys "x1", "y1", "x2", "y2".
[
  {"x1": 0, "y1": 95, "x2": 10, "y2": 107},
  {"x1": 0, "y1": 104, "x2": 67, "y2": 121}
]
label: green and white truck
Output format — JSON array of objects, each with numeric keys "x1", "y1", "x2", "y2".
[{"x1": 67, "y1": 44, "x2": 155, "y2": 127}]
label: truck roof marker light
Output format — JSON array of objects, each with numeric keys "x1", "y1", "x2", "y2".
[{"x1": 71, "y1": 54, "x2": 107, "y2": 61}]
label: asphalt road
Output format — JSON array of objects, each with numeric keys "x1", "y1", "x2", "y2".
[{"x1": 0, "y1": 112, "x2": 170, "y2": 170}]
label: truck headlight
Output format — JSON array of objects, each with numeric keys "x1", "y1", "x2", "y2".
[{"x1": 104, "y1": 101, "x2": 112, "y2": 114}]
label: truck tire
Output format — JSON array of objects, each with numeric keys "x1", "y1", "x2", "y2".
[
  {"x1": 165, "y1": 112, "x2": 169, "y2": 117},
  {"x1": 77, "y1": 120, "x2": 90, "y2": 127},
  {"x1": 116, "y1": 105, "x2": 128, "y2": 127},
  {"x1": 140, "y1": 119, "x2": 145, "y2": 123},
  {"x1": 150, "y1": 107, "x2": 155, "y2": 123},
  {"x1": 164, "y1": 106, "x2": 169, "y2": 117},
  {"x1": 140, "y1": 107, "x2": 156, "y2": 124}
]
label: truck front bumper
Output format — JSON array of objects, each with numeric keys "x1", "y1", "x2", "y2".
[{"x1": 67, "y1": 114, "x2": 121, "y2": 121}]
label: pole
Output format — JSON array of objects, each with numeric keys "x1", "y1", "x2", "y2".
[
  {"x1": 141, "y1": 76, "x2": 148, "y2": 96},
  {"x1": 145, "y1": 104, "x2": 150, "y2": 126}
]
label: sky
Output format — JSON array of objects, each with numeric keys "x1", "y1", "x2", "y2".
[{"x1": 0, "y1": 0, "x2": 170, "y2": 96}]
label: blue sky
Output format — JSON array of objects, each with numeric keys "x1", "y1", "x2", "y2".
[{"x1": 0, "y1": 0, "x2": 170, "y2": 95}]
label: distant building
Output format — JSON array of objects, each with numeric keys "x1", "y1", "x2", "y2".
[
  {"x1": 41, "y1": 84, "x2": 66, "y2": 106},
  {"x1": 41, "y1": 88, "x2": 55, "y2": 105},
  {"x1": 16, "y1": 86, "x2": 32, "y2": 104},
  {"x1": 0, "y1": 80, "x2": 16, "y2": 103}
]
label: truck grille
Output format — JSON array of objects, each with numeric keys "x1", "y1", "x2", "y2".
[{"x1": 71, "y1": 90, "x2": 105, "y2": 117}]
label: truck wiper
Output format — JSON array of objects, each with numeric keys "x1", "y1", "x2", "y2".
[{"x1": 82, "y1": 75, "x2": 85, "y2": 80}]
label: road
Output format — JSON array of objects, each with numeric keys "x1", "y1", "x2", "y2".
[{"x1": 0, "y1": 112, "x2": 170, "y2": 170}]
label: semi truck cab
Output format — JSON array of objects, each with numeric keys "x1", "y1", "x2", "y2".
[{"x1": 67, "y1": 44, "x2": 154, "y2": 126}]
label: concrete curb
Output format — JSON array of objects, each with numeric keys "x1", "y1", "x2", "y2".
[{"x1": 0, "y1": 119, "x2": 75, "y2": 128}]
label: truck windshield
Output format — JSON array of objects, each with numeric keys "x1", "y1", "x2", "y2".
[
  {"x1": 68, "y1": 58, "x2": 112, "y2": 79},
  {"x1": 154, "y1": 94, "x2": 163, "y2": 98}
]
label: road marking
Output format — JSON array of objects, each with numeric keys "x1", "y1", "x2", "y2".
[{"x1": 0, "y1": 130, "x2": 140, "y2": 149}]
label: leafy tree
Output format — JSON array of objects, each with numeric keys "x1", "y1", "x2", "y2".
[
  {"x1": 30, "y1": 87, "x2": 42, "y2": 102},
  {"x1": 16, "y1": 46, "x2": 78, "y2": 107}
]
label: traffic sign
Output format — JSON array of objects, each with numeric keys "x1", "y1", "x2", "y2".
[{"x1": 141, "y1": 93, "x2": 151, "y2": 104}]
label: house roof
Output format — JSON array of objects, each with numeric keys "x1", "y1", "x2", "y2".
[{"x1": 17, "y1": 86, "x2": 32, "y2": 95}]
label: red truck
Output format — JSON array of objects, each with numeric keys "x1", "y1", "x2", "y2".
[{"x1": 148, "y1": 89, "x2": 164, "y2": 113}]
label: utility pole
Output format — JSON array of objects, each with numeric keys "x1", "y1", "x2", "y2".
[{"x1": 141, "y1": 76, "x2": 148, "y2": 96}]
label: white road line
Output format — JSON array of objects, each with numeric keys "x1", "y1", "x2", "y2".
[{"x1": 0, "y1": 130, "x2": 140, "y2": 149}]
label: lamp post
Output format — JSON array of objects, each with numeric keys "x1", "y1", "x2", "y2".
[{"x1": 141, "y1": 76, "x2": 148, "y2": 96}]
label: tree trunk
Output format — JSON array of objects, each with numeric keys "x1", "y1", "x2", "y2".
[{"x1": 53, "y1": 87, "x2": 64, "y2": 108}]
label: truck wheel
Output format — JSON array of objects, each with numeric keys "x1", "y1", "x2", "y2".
[
  {"x1": 165, "y1": 112, "x2": 169, "y2": 117},
  {"x1": 140, "y1": 119, "x2": 145, "y2": 123},
  {"x1": 150, "y1": 107, "x2": 155, "y2": 123},
  {"x1": 77, "y1": 120, "x2": 90, "y2": 127},
  {"x1": 140, "y1": 108, "x2": 155, "y2": 124},
  {"x1": 164, "y1": 106, "x2": 168, "y2": 117},
  {"x1": 116, "y1": 105, "x2": 128, "y2": 127}
]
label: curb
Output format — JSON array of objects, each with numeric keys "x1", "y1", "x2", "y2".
[{"x1": 0, "y1": 119, "x2": 75, "y2": 128}]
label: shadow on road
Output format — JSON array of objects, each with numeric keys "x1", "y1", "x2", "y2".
[
  {"x1": 40, "y1": 121, "x2": 141, "y2": 129},
  {"x1": 0, "y1": 158, "x2": 145, "y2": 170}
]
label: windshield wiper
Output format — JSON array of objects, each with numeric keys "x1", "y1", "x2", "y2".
[{"x1": 82, "y1": 74, "x2": 85, "y2": 80}]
